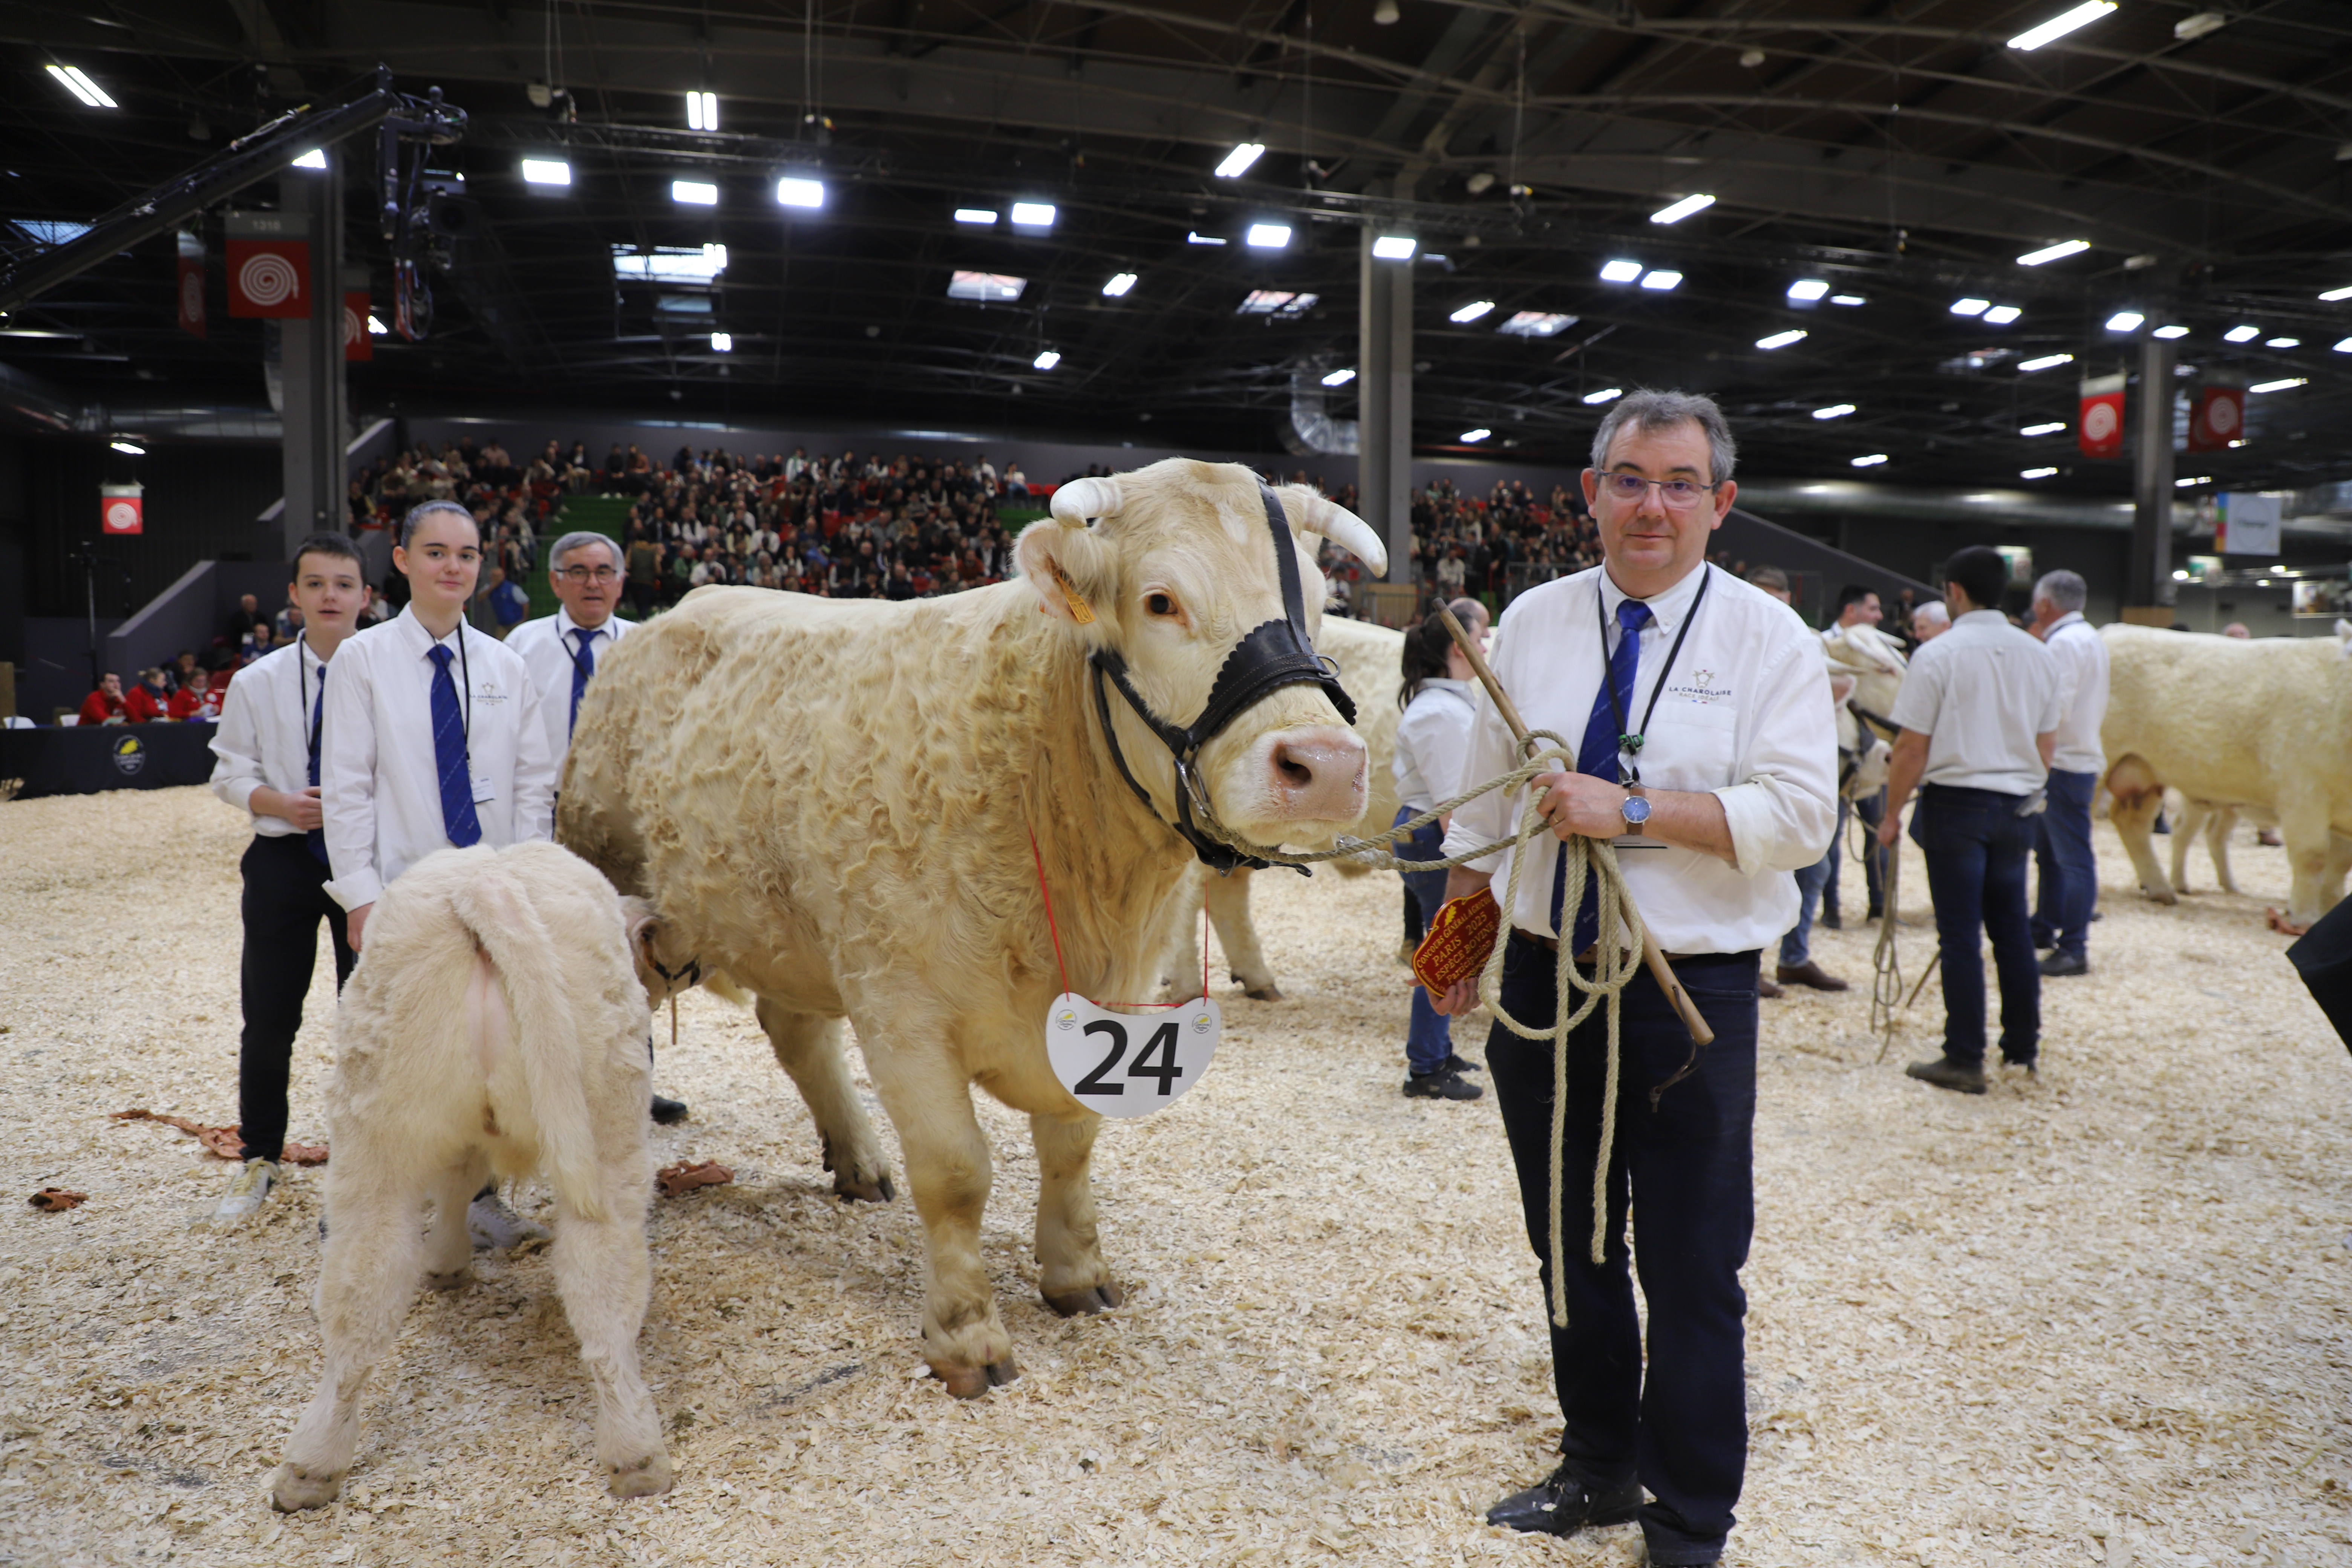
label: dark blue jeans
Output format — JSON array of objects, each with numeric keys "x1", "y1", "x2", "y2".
[
  {"x1": 1911, "y1": 784, "x2": 2041, "y2": 1067},
  {"x1": 1823, "y1": 789, "x2": 1886, "y2": 922},
  {"x1": 1395, "y1": 808, "x2": 1455, "y2": 1075},
  {"x1": 2032, "y1": 768, "x2": 2099, "y2": 961},
  {"x1": 1485, "y1": 933, "x2": 1759, "y2": 1566}
]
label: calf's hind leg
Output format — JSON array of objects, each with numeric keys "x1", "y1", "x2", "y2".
[
  {"x1": 1032, "y1": 1112, "x2": 1122, "y2": 1317},
  {"x1": 422, "y1": 1147, "x2": 491, "y2": 1290},
  {"x1": 552, "y1": 1165, "x2": 671, "y2": 1498},
  {"x1": 274, "y1": 1144, "x2": 423, "y2": 1510},
  {"x1": 754, "y1": 998, "x2": 893, "y2": 1202}
]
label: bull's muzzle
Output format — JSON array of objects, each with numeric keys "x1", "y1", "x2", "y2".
[{"x1": 1267, "y1": 726, "x2": 1368, "y2": 822}]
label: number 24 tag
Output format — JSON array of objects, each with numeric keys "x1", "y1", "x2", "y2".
[{"x1": 1045, "y1": 993, "x2": 1222, "y2": 1119}]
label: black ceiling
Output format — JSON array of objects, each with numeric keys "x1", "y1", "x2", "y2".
[{"x1": 2, "y1": 0, "x2": 2349, "y2": 492}]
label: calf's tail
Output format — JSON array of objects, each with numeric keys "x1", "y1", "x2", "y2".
[{"x1": 448, "y1": 865, "x2": 607, "y2": 1220}]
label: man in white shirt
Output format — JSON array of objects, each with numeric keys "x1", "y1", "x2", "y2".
[
  {"x1": 1909, "y1": 600, "x2": 1951, "y2": 642},
  {"x1": 1816, "y1": 585, "x2": 1889, "y2": 933},
  {"x1": 201, "y1": 533, "x2": 370, "y2": 1228},
  {"x1": 507, "y1": 531, "x2": 634, "y2": 770},
  {"x1": 1432, "y1": 391, "x2": 1838, "y2": 1568},
  {"x1": 2027, "y1": 570, "x2": 2109, "y2": 977},
  {"x1": 1878, "y1": 547, "x2": 2064, "y2": 1093}
]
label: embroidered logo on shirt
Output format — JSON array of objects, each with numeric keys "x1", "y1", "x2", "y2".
[{"x1": 1663, "y1": 669, "x2": 1733, "y2": 705}]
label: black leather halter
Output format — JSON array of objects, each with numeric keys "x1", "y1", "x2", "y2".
[{"x1": 1088, "y1": 484, "x2": 1358, "y2": 874}]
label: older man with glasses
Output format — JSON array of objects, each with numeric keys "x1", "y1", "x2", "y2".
[{"x1": 1433, "y1": 390, "x2": 1838, "y2": 1567}]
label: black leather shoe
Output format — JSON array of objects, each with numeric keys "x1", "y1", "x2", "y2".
[
  {"x1": 651, "y1": 1093, "x2": 690, "y2": 1125},
  {"x1": 1485, "y1": 1464, "x2": 1641, "y2": 1536},
  {"x1": 1905, "y1": 1057, "x2": 1988, "y2": 1095},
  {"x1": 2038, "y1": 951, "x2": 2087, "y2": 977}
]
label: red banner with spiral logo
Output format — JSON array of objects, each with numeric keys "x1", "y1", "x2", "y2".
[{"x1": 2078, "y1": 372, "x2": 2126, "y2": 460}]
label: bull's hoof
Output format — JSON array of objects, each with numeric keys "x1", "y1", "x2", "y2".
[
  {"x1": 1241, "y1": 984, "x2": 1283, "y2": 1002},
  {"x1": 931, "y1": 1355, "x2": 1018, "y2": 1399},
  {"x1": 834, "y1": 1171, "x2": 895, "y2": 1204},
  {"x1": 269, "y1": 1462, "x2": 344, "y2": 1512},
  {"x1": 2142, "y1": 884, "x2": 2178, "y2": 905},
  {"x1": 2267, "y1": 908, "x2": 2312, "y2": 937},
  {"x1": 606, "y1": 1452, "x2": 674, "y2": 1499},
  {"x1": 1041, "y1": 1282, "x2": 1125, "y2": 1317},
  {"x1": 423, "y1": 1266, "x2": 474, "y2": 1292}
]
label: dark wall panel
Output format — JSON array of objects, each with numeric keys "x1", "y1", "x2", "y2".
[{"x1": 24, "y1": 437, "x2": 282, "y2": 620}]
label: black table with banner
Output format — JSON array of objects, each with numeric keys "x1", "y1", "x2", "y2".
[{"x1": 0, "y1": 723, "x2": 220, "y2": 799}]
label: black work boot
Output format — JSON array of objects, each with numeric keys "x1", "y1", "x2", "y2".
[{"x1": 1485, "y1": 1462, "x2": 1642, "y2": 1537}]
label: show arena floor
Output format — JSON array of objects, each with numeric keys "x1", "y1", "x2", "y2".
[{"x1": 2, "y1": 786, "x2": 2348, "y2": 1567}]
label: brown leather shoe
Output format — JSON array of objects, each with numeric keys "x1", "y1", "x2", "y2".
[
  {"x1": 1776, "y1": 960, "x2": 1849, "y2": 992},
  {"x1": 1757, "y1": 974, "x2": 1785, "y2": 999}
]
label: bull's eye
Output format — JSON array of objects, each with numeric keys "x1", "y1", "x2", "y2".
[{"x1": 1145, "y1": 592, "x2": 1179, "y2": 619}]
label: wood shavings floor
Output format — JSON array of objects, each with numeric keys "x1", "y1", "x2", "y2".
[{"x1": 3, "y1": 786, "x2": 2349, "y2": 1567}]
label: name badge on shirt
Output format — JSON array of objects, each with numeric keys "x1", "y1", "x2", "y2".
[{"x1": 471, "y1": 770, "x2": 498, "y2": 804}]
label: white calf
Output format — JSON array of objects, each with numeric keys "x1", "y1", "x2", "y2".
[{"x1": 272, "y1": 841, "x2": 675, "y2": 1510}]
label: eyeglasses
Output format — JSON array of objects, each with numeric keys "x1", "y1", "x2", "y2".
[
  {"x1": 556, "y1": 565, "x2": 620, "y2": 583},
  {"x1": 1594, "y1": 471, "x2": 1723, "y2": 509}
]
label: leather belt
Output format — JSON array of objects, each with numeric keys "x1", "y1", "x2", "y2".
[{"x1": 1513, "y1": 926, "x2": 1700, "y2": 963}]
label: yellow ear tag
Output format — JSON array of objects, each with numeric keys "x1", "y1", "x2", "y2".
[{"x1": 1044, "y1": 558, "x2": 1096, "y2": 625}]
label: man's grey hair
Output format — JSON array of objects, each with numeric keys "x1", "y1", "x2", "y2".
[
  {"x1": 1913, "y1": 600, "x2": 1952, "y2": 629},
  {"x1": 1590, "y1": 389, "x2": 1738, "y2": 484},
  {"x1": 2032, "y1": 569, "x2": 2086, "y2": 614},
  {"x1": 548, "y1": 531, "x2": 621, "y2": 570}
]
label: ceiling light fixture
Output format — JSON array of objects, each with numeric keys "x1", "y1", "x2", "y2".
[
  {"x1": 44, "y1": 64, "x2": 116, "y2": 109},
  {"x1": 2105, "y1": 310, "x2": 2144, "y2": 331},
  {"x1": 954, "y1": 207, "x2": 997, "y2": 224},
  {"x1": 2265, "y1": 337, "x2": 2298, "y2": 348},
  {"x1": 775, "y1": 176, "x2": 824, "y2": 209},
  {"x1": 1583, "y1": 387, "x2": 1623, "y2": 405},
  {"x1": 686, "y1": 91, "x2": 718, "y2": 132},
  {"x1": 1639, "y1": 270, "x2": 1682, "y2": 291},
  {"x1": 1034, "y1": 349, "x2": 1061, "y2": 370},
  {"x1": 1598, "y1": 259, "x2": 1644, "y2": 283},
  {"x1": 1245, "y1": 222, "x2": 1292, "y2": 248},
  {"x1": 1010, "y1": 202, "x2": 1057, "y2": 228},
  {"x1": 1215, "y1": 142, "x2": 1266, "y2": 178},
  {"x1": 2223, "y1": 325, "x2": 2259, "y2": 342},
  {"x1": 1813, "y1": 404, "x2": 1856, "y2": 420},
  {"x1": 2153, "y1": 325, "x2": 2190, "y2": 339},
  {"x1": 671, "y1": 179, "x2": 719, "y2": 205},
  {"x1": 521, "y1": 158, "x2": 571, "y2": 186},
  {"x1": 2175, "y1": 475, "x2": 2210, "y2": 488},
  {"x1": 2017, "y1": 239, "x2": 2091, "y2": 266},
  {"x1": 1650, "y1": 193, "x2": 1715, "y2": 225},
  {"x1": 1756, "y1": 329, "x2": 1807, "y2": 349},
  {"x1": 1499, "y1": 311, "x2": 1577, "y2": 337},
  {"x1": 2021, "y1": 421, "x2": 2067, "y2": 436},
  {"x1": 2250, "y1": 377, "x2": 2307, "y2": 393},
  {"x1": 2009, "y1": 1, "x2": 2118, "y2": 52},
  {"x1": 368, "y1": 314, "x2": 388, "y2": 334},
  {"x1": 2021, "y1": 466, "x2": 2058, "y2": 479},
  {"x1": 2318, "y1": 285, "x2": 2352, "y2": 302},
  {"x1": 1322, "y1": 368, "x2": 1356, "y2": 387},
  {"x1": 1983, "y1": 305, "x2": 2023, "y2": 325},
  {"x1": 1851, "y1": 453, "x2": 1890, "y2": 467},
  {"x1": 2175, "y1": 10, "x2": 2226, "y2": 41},
  {"x1": 2337, "y1": 337, "x2": 2352, "y2": 352},
  {"x1": 109, "y1": 439, "x2": 142, "y2": 456},
  {"x1": 1187, "y1": 231, "x2": 1227, "y2": 246},
  {"x1": 1450, "y1": 300, "x2": 1496, "y2": 324},
  {"x1": 2019, "y1": 352, "x2": 2075, "y2": 372},
  {"x1": 1787, "y1": 279, "x2": 1830, "y2": 302},
  {"x1": 1460, "y1": 428, "x2": 1492, "y2": 443},
  {"x1": 291, "y1": 148, "x2": 327, "y2": 170},
  {"x1": 1371, "y1": 234, "x2": 1417, "y2": 261},
  {"x1": 1950, "y1": 297, "x2": 1991, "y2": 316},
  {"x1": 1831, "y1": 294, "x2": 1866, "y2": 305},
  {"x1": 709, "y1": 332, "x2": 732, "y2": 352},
  {"x1": 1102, "y1": 272, "x2": 1138, "y2": 297}
]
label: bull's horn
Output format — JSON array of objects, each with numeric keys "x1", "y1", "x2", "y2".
[
  {"x1": 1051, "y1": 476, "x2": 1122, "y2": 526},
  {"x1": 1298, "y1": 494, "x2": 1389, "y2": 575}
]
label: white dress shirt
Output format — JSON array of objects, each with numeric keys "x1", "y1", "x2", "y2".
[
  {"x1": 2040, "y1": 611, "x2": 2110, "y2": 776},
  {"x1": 320, "y1": 606, "x2": 557, "y2": 911},
  {"x1": 1888, "y1": 609, "x2": 2064, "y2": 795},
  {"x1": 505, "y1": 606, "x2": 634, "y2": 768},
  {"x1": 1393, "y1": 678, "x2": 1477, "y2": 814},
  {"x1": 1440, "y1": 563, "x2": 1840, "y2": 954},
  {"x1": 208, "y1": 635, "x2": 331, "y2": 837}
]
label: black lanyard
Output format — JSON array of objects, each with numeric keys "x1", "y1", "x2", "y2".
[{"x1": 1595, "y1": 565, "x2": 1711, "y2": 786}]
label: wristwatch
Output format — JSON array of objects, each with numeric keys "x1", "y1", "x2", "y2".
[{"x1": 1619, "y1": 787, "x2": 1653, "y2": 834}]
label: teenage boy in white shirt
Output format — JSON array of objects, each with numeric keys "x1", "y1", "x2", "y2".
[{"x1": 201, "y1": 533, "x2": 369, "y2": 1228}]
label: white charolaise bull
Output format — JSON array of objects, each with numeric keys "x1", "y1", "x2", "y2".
[{"x1": 558, "y1": 458, "x2": 1385, "y2": 1395}]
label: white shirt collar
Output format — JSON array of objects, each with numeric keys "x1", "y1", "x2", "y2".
[
  {"x1": 394, "y1": 604, "x2": 467, "y2": 657},
  {"x1": 2047, "y1": 610, "x2": 2086, "y2": 635},
  {"x1": 1956, "y1": 608, "x2": 2009, "y2": 628},
  {"x1": 556, "y1": 605, "x2": 615, "y2": 645},
  {"x1": 1596, "y1": 558, "x2": 1710, "y2": 632}
]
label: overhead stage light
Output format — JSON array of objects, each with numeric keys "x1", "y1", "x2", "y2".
[
  {"x1": 45, "y1": 64, "x2": 116, "y2": 109},
  {"x1": 522, "y1": 158, "x2": 572, "y2": 186},
  {"x1": 1215, "y1": 142, "x2": 1266, "y2": 178},
  {"x1": 1813, "y1": 404, "x2": 1855, "y2": 420},
  {"x1": 1322, "y1": 368, "x2": 1356, "y2": 386},
  {"x1": 1449, "y1": 300, "x2": 1496, "y2": 324},
  {"x1": 1639, "y1": 270, "x2": 1681, "y2": 291},
  {"x1": 2019, "y1": 352, "x2": 2075, "y2": 372},
  {"x1": 1010, "y1": 202, "x2": 1057, "y2": 228},
  {"x1": 1756, "y1": 329, "x2": 1806, "y2": 349},
  {"x1": 1245, "y1": 223, "x2": 1292, "y2": 248},
  {"x1": 2009, "y1": 1, "x2": 2118, "y2": 52},
  {"x1": 1599, "y1": 259, "x2": 1644, "y2": 283},
  {"x1": 1787, "y1": 279, "x2": 1830, "y2": 302},
  {"x1": 1650, "y1": 193, "x2": 1715, "y2": 225},
  {"x1": 955, "y1": 208, "x2": 997, "y2": 224},
  {"x1": 1372, "y1": 234, "x2": 1417, "y2": 260},
  {"x1": 775, "y1": 176, "x2": 825, "y2": 209},
  {"x1": 1102, "y1": 272, "x2": 1138, "y2": 297},
  {"x1": 672, "y1": 179, "x2": 719, "y2": 206},
  {"x1": 1583, "y1": 387, "x2": 1623, "y2": 404},
  {"x1": 2017, "y1": 239, "x2": 2090, "y2": 266}
]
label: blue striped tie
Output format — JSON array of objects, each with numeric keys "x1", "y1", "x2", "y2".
[
  {"x1": 306, "y1": 663, "x2": 328, "y2": 865},
  {"x1": 427, "y1": 644, "x2": 482, "y2": 848},
  {"x1": 569, "y1": 628, "x2": 600, "y2": 737},
  {"x1": 1550, "y1": 597, "x2": 1652, "y2": 950}
]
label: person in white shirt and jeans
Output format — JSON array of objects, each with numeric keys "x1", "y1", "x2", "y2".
[
  {"x1": 1432, "y1": 391, "x2": 1838, "y2": 1568},
  {"x1": 2026, "y1": 571, "x2": 2109, "y2": 977},
  {"x1": 1392, "y1": 609, "x2": 1484, "y2": 1101},
  {"x1": 1877, "y1": 546, "x2": 2064, "y2": 1093}
]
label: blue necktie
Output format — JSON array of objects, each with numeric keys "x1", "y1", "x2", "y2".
[
  {"x1": 306, "y1": 663, "x2": 328, "y2": 865},
  {"x1": 569, "y1": 627, "x2": 600, "y2": 737},
  {"x1": 1550, "y1": 597, "x2": 1654, "y2": 949},
  {"x1": 427, "y1": 643, "x2": 483, "y2": 848}
]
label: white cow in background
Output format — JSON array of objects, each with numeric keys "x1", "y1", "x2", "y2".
[
  {"x1": 558, "y1": 459, "x2": 1386, "y2": 1396},
  {"x1": 273, "y1": 841, "x2": 681, "y2": 1511},
  {"x1": 2101, "y1": 623, "x2": 2352, "y2": 931}
]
